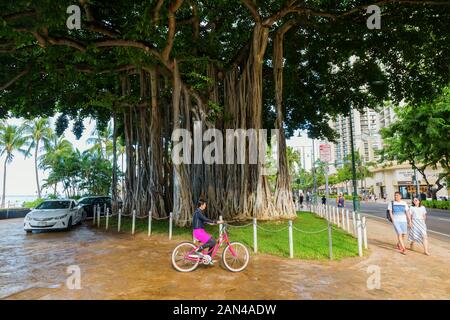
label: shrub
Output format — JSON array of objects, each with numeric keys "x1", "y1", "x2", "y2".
[
  {"x1": 22, "y1": 198, "x2": 44, "y2": 208},
  {"x1": 422, "y1": 200, "x2": 450, "y2": 210}
]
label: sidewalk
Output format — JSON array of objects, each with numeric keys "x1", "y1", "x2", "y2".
[{"x1": 3, "y1": 217, "x2": 449, "y2": 300}]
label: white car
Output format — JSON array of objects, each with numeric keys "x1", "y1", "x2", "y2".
[{"x1": 24, "y1": 199, "x2": 85, "y2": 233}]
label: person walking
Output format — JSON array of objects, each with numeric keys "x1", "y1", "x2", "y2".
[
  {"x1": 336, "y1": 193, "x2": 345, "y2": 224},
  {"x1": 299, "y1": 192, "x2": 304, "y2": 209},
  {"x1": 387, "y1": 192, "x2": 412, "y2": 255},
  {"x1": 409, "y1": 197, "x2": 430, "y2": 255}
]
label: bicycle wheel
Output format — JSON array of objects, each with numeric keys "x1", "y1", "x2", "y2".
[
  {"x1": 222, "y1": 242, "x2": 250, "y2": 272},
  {"x1": 172, "y1": 242, "x2": 200, "y2": 272}
]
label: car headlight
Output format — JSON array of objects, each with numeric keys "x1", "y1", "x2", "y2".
[
  {"x1": 54, "y1": 214, "x2": 69, "y2": 220},
  {"x1": 25, "y1": 215, "x2": 31, "y2": 221}
]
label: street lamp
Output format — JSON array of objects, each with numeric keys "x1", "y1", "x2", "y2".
[{"x1": 348, "y1": 110, "x2": 360, "y2": 212}]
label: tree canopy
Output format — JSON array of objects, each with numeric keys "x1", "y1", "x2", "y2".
[{"x1": 1, "y1": 0, "x2": 449, "y2": 221}]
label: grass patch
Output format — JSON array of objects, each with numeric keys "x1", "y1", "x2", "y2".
[{"x1": 100, "y1": 211, "x2": 360, "y2": 260}]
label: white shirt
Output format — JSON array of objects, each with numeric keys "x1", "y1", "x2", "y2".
[
  {"x1": 410, "y1": 206, "x2": 427, "y2": 220},
  {"x1": 387, "y1": 200, "x2": 410, "y2": 222}
]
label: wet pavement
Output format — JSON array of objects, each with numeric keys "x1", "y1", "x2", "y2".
[{"x1": 1, "y1": 218, "x2": 449, "y2": 300}]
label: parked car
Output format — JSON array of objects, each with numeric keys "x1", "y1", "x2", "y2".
[
  {"x1": 77, "y1": 196, "x2": 122, "y2": 219},
  {"x1": 24, "y1": 199, "x2": 84, "y2": 233}
]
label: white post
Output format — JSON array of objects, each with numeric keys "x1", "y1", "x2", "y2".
[
  {"x1": 148, "y1": 211, "x2": 152, "y2": 237},
  {"x1": 328, "y1": 220, "x2": 333, "y2": 260},
  {"x1": 93, "y1": 205, "x2": 96, "y2": 224},
  {"x1": 352, "y1": 211, "x2": 357, "y2": 235},
  {"x1": 169, "y1": 212, "x2": 173, "y2": 240},
  {"x1": 219, "y1": 215, "x2": 223, "y2": 234},
  {"x1": 357, "y1": 213, "x2": 363, "y2": 257},
  {"x1": 132, "y1": 209, "x2": 136, "y2": 235},
  {"x1": 118, "y1": 208, "x2": 122, "y2": 232},
  {"x1": 288, "y1": 220, "x2": 294, "y2": 259},
  {"x1": 362, "y1": 216, "x2": 368, "y2": 249},
  {"x1": 97, "y1": 205, "x2": 100, "y2": 228},
  {"x1": 337, "y1": 207, "x2": 341, "y2": 228},
  {"x1": 333, "y1": 207, "x2": 336, "y2": 224},
  {"x1": 106, "y1": 208, "x2": 109, "y2": 230},
  {"x1": 346, "y1": 209, "x2": 350, "y2": 233},
  {"x1": 253, "y1": 218, "x2": 258, "y2": 254}
]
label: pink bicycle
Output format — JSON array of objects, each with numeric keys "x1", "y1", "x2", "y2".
[{"x1": 171, "y1": 224, "x2": 250, "y2": 272}]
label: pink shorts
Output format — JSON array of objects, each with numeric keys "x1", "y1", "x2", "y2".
[{"x1": 193, "y1": 228, "x2": 211, "y2": 243}]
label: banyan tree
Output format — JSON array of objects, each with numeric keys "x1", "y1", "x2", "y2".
[{"x1": 1, "y1": 1, "x2": 449, "y2": 225}]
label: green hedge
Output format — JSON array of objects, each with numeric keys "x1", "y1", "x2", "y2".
[
  {"x1": 422, "y1": 200, "x2": 450, "y2": 210},
  {"x1": 22, "y1": 198, "x2": 45, "y2": 208},
  {"x1": 325, "y1": 194, "x2": 361, "y2": 201}
]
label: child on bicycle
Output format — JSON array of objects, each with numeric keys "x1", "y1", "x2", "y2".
[{"x1": 193, "y1": 199, "x2": 223, "y2": 261}]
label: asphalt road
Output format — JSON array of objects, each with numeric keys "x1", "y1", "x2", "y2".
[{"x1": 321, "y1": 198, "x2": 450, "y2": 241}]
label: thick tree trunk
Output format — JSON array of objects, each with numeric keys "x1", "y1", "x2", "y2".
[
  {"x1": 112, "y1": 111, "x2": 118, "y2": 215},
  {"x1": 172, "y1": 60, "x2": 194, "y2": 226},
  {"x1": 149, "y1": 68, "x2": 167, "y2": 218},
  {"x1": 221, "y1": 24, "x2": 277, "y2": 219},
  {"x1": 273, "y1": 22, "x2": 297, "y2": 218}
]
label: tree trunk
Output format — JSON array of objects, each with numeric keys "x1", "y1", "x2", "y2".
[
  {"x1": 112, "y1": 111, "x2": 118, "y2": 214},
  {"x1": 273, "y1": 21, "x2": 296, "y2": 218},
  {"x1": 172, "y1": 60, "x2": 194, "y2": 226},
  {"x1": 1, "y1": 156, "x2": 7, "y2": 208},
  {"x1": 34, "y1": 140, "x2": 41, "y2": 198},
  {"x1": 149, "y1": 67, "x2": 167, "y2": 218}
]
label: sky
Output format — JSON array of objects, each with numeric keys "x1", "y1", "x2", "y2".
[{"x1": 0, "y1": 117, "x2": 317, "y2": 198}]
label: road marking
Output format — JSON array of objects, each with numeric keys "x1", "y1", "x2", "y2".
[
  {"x1": 428, "y1": 230, "x2": 450, "y2": 238},
  {"x1": 432, "y1": 217, "x2": 450, "y2": 222}
]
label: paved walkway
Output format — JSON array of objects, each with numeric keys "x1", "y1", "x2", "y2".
[{"x1": 1, "y1": 217, "x2": 449, "y2": 300}]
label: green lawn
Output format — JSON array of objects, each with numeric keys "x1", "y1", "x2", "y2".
[{"x1": 100, "y1": 211, "x2": 360, "y2": 260}]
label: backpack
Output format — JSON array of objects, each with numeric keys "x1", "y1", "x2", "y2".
[{"x1": 386, "y1": 201, "x2": 393, "y2": 222}]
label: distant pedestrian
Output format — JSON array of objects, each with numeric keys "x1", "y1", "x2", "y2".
[
  {"x1": 299, "y1": 193, "x2": 304, "y2": 208},
  {"x1": 420, "y1": 192, "x2": 427, "y2": 201},
  {"x1": 321, "y1": 195, "x2": 326, "y2": 206},
  {"x1": 387, "y1": 192, "x2": 412, "y2": 255},
  {"x1": 408, "y1": 197, "x2": 430, "y2": 255},
  {"x1": 336, "y1": 193, "x2": 345, "y2": 222}
]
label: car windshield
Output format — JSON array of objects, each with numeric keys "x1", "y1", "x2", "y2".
[
  {"x1": 36, "y1": 201, "x2": 71, "y2": 210},
  {"x1": 78, "y1": 198, "x2": 95, "y2": 205}
]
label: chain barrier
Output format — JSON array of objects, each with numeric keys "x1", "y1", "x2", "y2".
[
  {"x1": 227, "y1": 222, "x2": 254, "y2": 228},
  {"x1": 256, "y1": 225, "x2": 289, "y2": 233},
  {"x1": 292, "y1": 226, "x2": 328, "y2": 234}
]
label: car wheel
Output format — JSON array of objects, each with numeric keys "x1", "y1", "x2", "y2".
[
  {"x1": 66, "y1": 217, "x2": 73, "y2": 231},
  {"x1": 26, "y1": 230, "x2": 32, "y2": 234}
]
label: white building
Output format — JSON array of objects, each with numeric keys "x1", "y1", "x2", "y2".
[{"x1": 324, "y1": 104, "x2": 448, "y2": 199}]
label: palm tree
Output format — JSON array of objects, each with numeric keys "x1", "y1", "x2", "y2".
[
  {"x1": 0, "y1": 123, "x2": 28, "y2": 208},
  {"x1": 39, "y1": 135, "x2": 74, "y2": 196},
  {"x1": 87, "y1": 124, "x2": 113, "y2": 159},
  {"x1": 23, "y1": 118, "x2": 53, "y2": 198}
]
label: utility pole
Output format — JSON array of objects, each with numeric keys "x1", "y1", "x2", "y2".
[
  {"x1": 349, "y1": 110, "x2": 360, "y2": 212},
  {"x1": 414, "y1": 168, "x2": 421, "y2": 198},
  {"x1": 312, "y1": 139, "x2": 317, "y2": 205}
]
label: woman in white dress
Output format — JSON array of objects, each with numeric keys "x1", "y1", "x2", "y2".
[{"x1": 408, "y1": 197, "x2": 430, "y2": 255}]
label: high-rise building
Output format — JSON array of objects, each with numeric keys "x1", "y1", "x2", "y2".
[{"x1": 321, "y1": 103, "x2": 447, "y2": 200}]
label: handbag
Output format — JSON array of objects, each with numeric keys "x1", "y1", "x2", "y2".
[{"x1": 386, "y1": 201, "x2": 393, "y2": 222}]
